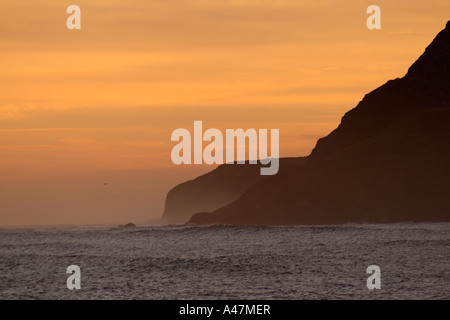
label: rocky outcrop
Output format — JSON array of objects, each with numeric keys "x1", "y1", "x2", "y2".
[{"x1": 118, "y1": 222, "x2": 136, "y2": 228}]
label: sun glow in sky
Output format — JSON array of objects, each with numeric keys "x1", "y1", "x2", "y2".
[{"x1": 1, "y1": 0, "x2": 449, "y2": 226}]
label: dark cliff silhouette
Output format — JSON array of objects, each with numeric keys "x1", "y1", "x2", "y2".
[
  {"x1": 165, "y1": 21, "x2": 450, "y2": 225},
  {"x1": 163, "y1": 158, "x2": 306, "y2": 224}
]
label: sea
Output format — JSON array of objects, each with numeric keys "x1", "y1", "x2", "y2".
[{"x1": 0, "y1": 223, "x2": 449, "y2": 300}]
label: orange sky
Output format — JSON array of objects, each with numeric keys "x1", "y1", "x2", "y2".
[{"x1": 0, "y1": 0, "x2": 449, "y2": 226}]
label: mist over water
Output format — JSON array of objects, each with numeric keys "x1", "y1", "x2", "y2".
[{"x1": 0, "y1": 223, "x2": 449, "y2": 299}]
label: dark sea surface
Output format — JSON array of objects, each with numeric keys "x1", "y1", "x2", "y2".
[{"x1": 0, "y1": 223, "x2": 449, "y2": 299}]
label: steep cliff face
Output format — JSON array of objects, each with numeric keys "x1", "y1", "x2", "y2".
[
  {"x1": 188, "y1": 21, "x2": 450, "y2": 225},
  {"x1": 162, "y1": 157, "x2": 306, "y2": 224}
]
